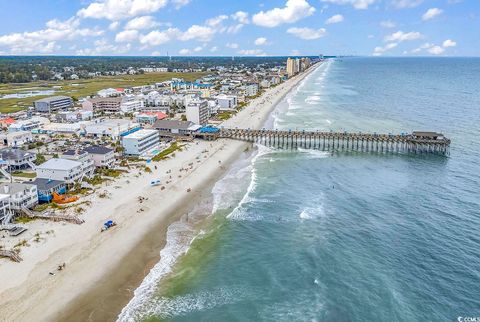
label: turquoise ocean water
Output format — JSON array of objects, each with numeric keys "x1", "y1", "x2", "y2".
[{"x1": 119, "y1": 58, "x2": 480, "y2": 322}]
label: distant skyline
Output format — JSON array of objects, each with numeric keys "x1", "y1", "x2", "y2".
[{"x1": 0, "y1": 0, "x2": 478, "y2": 57}]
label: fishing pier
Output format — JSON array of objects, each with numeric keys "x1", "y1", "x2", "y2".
[{"x1": 195, "y1": 129, "x2": 450, "y2": 156}]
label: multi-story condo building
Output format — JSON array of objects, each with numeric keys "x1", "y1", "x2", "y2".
[
  {"x1": 216, "y1": 94, "x2": 238, "y2": 109},
  {"x1": 186, "y1": 99, "x2": 209, "y2": 126},
  {"x1": 34, "y1": 96, "x2": 73, "y2": 113},
  {"x1": 82, "y1": 97, "x2": 123, "y2": 114},
  {"x1": 122, "y1": 129, "x2": 160, "y2": 155},
  {"x1": 36, "y1": 158, "x2": 85, "y2": 184}
]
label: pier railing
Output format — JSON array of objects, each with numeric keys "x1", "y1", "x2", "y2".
[{"x1": 207, "y1": 129, "x2": 450, "y2": 156}]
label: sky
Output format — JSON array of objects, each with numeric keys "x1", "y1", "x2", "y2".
[{"x1": 0, "y1": 0, "x2": 478, "y2": 57}]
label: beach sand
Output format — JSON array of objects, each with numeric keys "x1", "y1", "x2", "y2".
[{"x1": 0, "y1": 63, "x2": 319, "y2": 322}]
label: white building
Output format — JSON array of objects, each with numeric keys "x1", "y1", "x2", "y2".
[
  {"x1": 36, "y1": 158, "x2": 84, "y2": 184},
  {"x1": 84, "y1": 118, "x2": 139, "y2": 139},
  {"x1": 244, "y1": 83, "x2": 259, "y2": 97},
  {"x1": 122, "y1": 129, "x2": 160, "y2": 156},
  {"x1": 0, "y1": 183, "x2": 38, "y2": 211},
  {"x1": 216, "y1": 94, "x2": 238, "y2": 109},
  {"x1": 0, "y1": 194, "x2": 11, "y2": 224},
  {"x1": 186, "y1": 99, "x2": 209, "y2": 126},
  {"x1": 83, "y1": 146, "x2": 115, "y2": 168},
  {"x1": 121, "y1": 97, "x2": 144, "y2": 113},
  {"x1": 62, "y1": 150, "x2": 95, "y2": 177},
  {"x1": 8, "y1": 117, "x2": 49, "y2": 133},
  {"x1": 0, "y1": 131, "x2": 33, "y2": 147}
]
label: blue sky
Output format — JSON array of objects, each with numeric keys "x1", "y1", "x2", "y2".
[{"x1": 0, "y1": 0, "x2": 478, "y2": 56}]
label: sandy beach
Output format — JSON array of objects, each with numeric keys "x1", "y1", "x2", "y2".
[{"x1": 0, "y1": 63, "x2": 319, "y2": 322}]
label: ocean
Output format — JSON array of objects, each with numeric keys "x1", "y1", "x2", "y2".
[{"x1": 118, "y1": 57, "x2": 480, "y2": 322}]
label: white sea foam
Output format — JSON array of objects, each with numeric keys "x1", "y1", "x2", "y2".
[
  {"x1": 117, "y1": 220, "x2": 196, "y2": 322},
  {"x1": 297, "y1": 148, "x2": 331, "y2": 159}
]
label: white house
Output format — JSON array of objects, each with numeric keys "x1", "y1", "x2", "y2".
[
  {"x1": 36, "y1": 158, "x2": 85, "y2": 184},
  {"x1": 122, "y1": 129, "x2": 160, "y2": 156},
  {"x1": 83, "y1": 146, "x2": 115, "y2": 168},
  {"x1": 0, "y1": 131, "x2": 33, "y2": 147},
  {"x1": 0, "y1": 183, "x2": 38, "y2": 211},
  {"x1": 62, "y1": 150, "x2": 95, "y2": 177}
]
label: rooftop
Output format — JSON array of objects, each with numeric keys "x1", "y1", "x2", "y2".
[
  {"x1": 0, "y1": 182, "x2": 36, "y2": 195},
  {"x1": 30, "y1": 178, "x2": 65, "y2": 191},
  {"x1": 0, "y1": 148, "x2": 35, "y2": 161},
  {"x1": 123, "y1": 129, "x2": 159, "y2": 139},
  {"x1": 153, "y1": 119, "x2": 194, "y2": 131},
  {"x1": 36, "y1": 158, "x2": 82, "y2": 171},
  {"x1": 83, "y1": 145, "x2": 114, "y2": 155},
  {"x1": 35, "y1": 96, "x2": 72, "y2": 103}
]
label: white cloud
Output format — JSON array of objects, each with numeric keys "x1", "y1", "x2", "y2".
[
  {"x1": 125, "y1": 16, "x2": 159, "y2": 30},
  {"x1": 115, "y1": 29, "x2": 139, "y2": 42},
  {"x1": 372, "y1": 42, "x2": 398, "y2": 56},
  {"x1": 368, "y1": 34, "x2": 375, "y2": 38},
  {"x1": 320, "y1": 0, "x2": 376, "y2": 10},
  {"x1": 193, "y1": 46, "x2": 203, "y2": 52},
  {"x1": 428, "y1": 45, "x2": 445, "y2": 55},
  {"x1": 254, "y1": 37, "x2": 268, "y2": 45},
  {"x1": 443, "y1": 39, "x2": 456, "y2": 47},
  {"x1": 412, "y1": 41, "x2": 454, "y2": 55},
  {"x1": 252, "y1": 0, "x2": 316, "y2": 28},
  {"x1": 226, "y1": 24, "x2": 244, "y2": 34},
  {"x1": 384, "y1": 30, "x2": 423, "y2": 42},
  {"x1": 390, "y1": 0, "x2": 423, "y2": 9},
  {"x1": 422, "y1": 8, "x2": 443, "y2": 21},
  {"x1": 287, "y1": 27, "x2": 327, "y2": 40},
  {"x1": 380, "y1": 20, "x2": 396, "y2": 28},
  {"x1": 231, "y1": 11, "x2": 249, "y2": 24},
  {"x1": 109, "y1": 21, "x2": 120, "y2": 30},
  {"x1": 325, "y1": 14, "x2": 344, "y2": 24},
  {"x1": 179, "y1": 48, "x2": 191, "y2": 55},
  {"x1": 76, "y1": 39, "x2": 131, "y2": 55},
  {"x1": 139, "y1": 28, "x2": 179, "y2": 45},
  {"x1": 178, "y1": 25, "x2": 215, "y2": 42},
  {"x1": 206, "y1": 15, "x2": 229, "y2": 28},
  {"x1": 238, "y1": 49, "x2": 266, "y2": 56},
  {"x1": 172, "y1": 0, "x2": 190, "y2": 9},
  {"x1": 291, "y1": 49, "x2": 301, "y2": 55},
  {"x1": 226, "y1": 42, "x2": 239, "y2": 49},
  {"x1": 0, "y1": 17, "x2": 103, "y2": 54},
  {"x1": 210, "y1": 46, "x2": 218, "y2": 52},
  {"x1": 77, "y1": 0, "x2": 168, "y2": 20}
]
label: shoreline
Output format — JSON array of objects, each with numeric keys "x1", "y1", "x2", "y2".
[{"x1": 0, "y1": 63, "x2": 320, "y2": 322}]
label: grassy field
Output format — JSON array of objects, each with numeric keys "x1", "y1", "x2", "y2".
[{"x1": 0, "y1": 72, "x2": 207, "y2": 114}]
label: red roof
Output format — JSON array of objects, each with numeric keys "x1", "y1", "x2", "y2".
[
  {"x1": 115, "y1": 88, "x2": 125, "y2": 92},
  {"x1": 0, "y1": 117, "x2": 15, "y2": 125},
  {"x1": 144, "y1": 112, "x2": 167, "y2": 120}
]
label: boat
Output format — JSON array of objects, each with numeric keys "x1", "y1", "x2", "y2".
[{"x1": 150, "y1": 179, "x2": 161, "y2": 186}]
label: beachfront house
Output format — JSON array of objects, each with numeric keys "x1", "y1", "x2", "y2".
[
  {"x1": 30, "y1": 178, "x2": 67, "y2": 203},
  {"x1": 0, "y1": 183, "x2": 38, "y2": 212},
  {"x1": 62, "y1": 150, "x2": 95, "y2": 178},
  {"x1": 122, "y1": 129, "x2": 160, "y2": 156},
  {"x1": 0, "y1": 194, "x2": 11, "y2": 224},
  {"x1": 83, "y1": 146, "x2": 115, "y2": 168},
  {"x1": 0, "y1": 148, "x2": 36, "y2": 170},
  {"x1": 36, "y1": 158, "x2": 85, "y2": 184}
]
